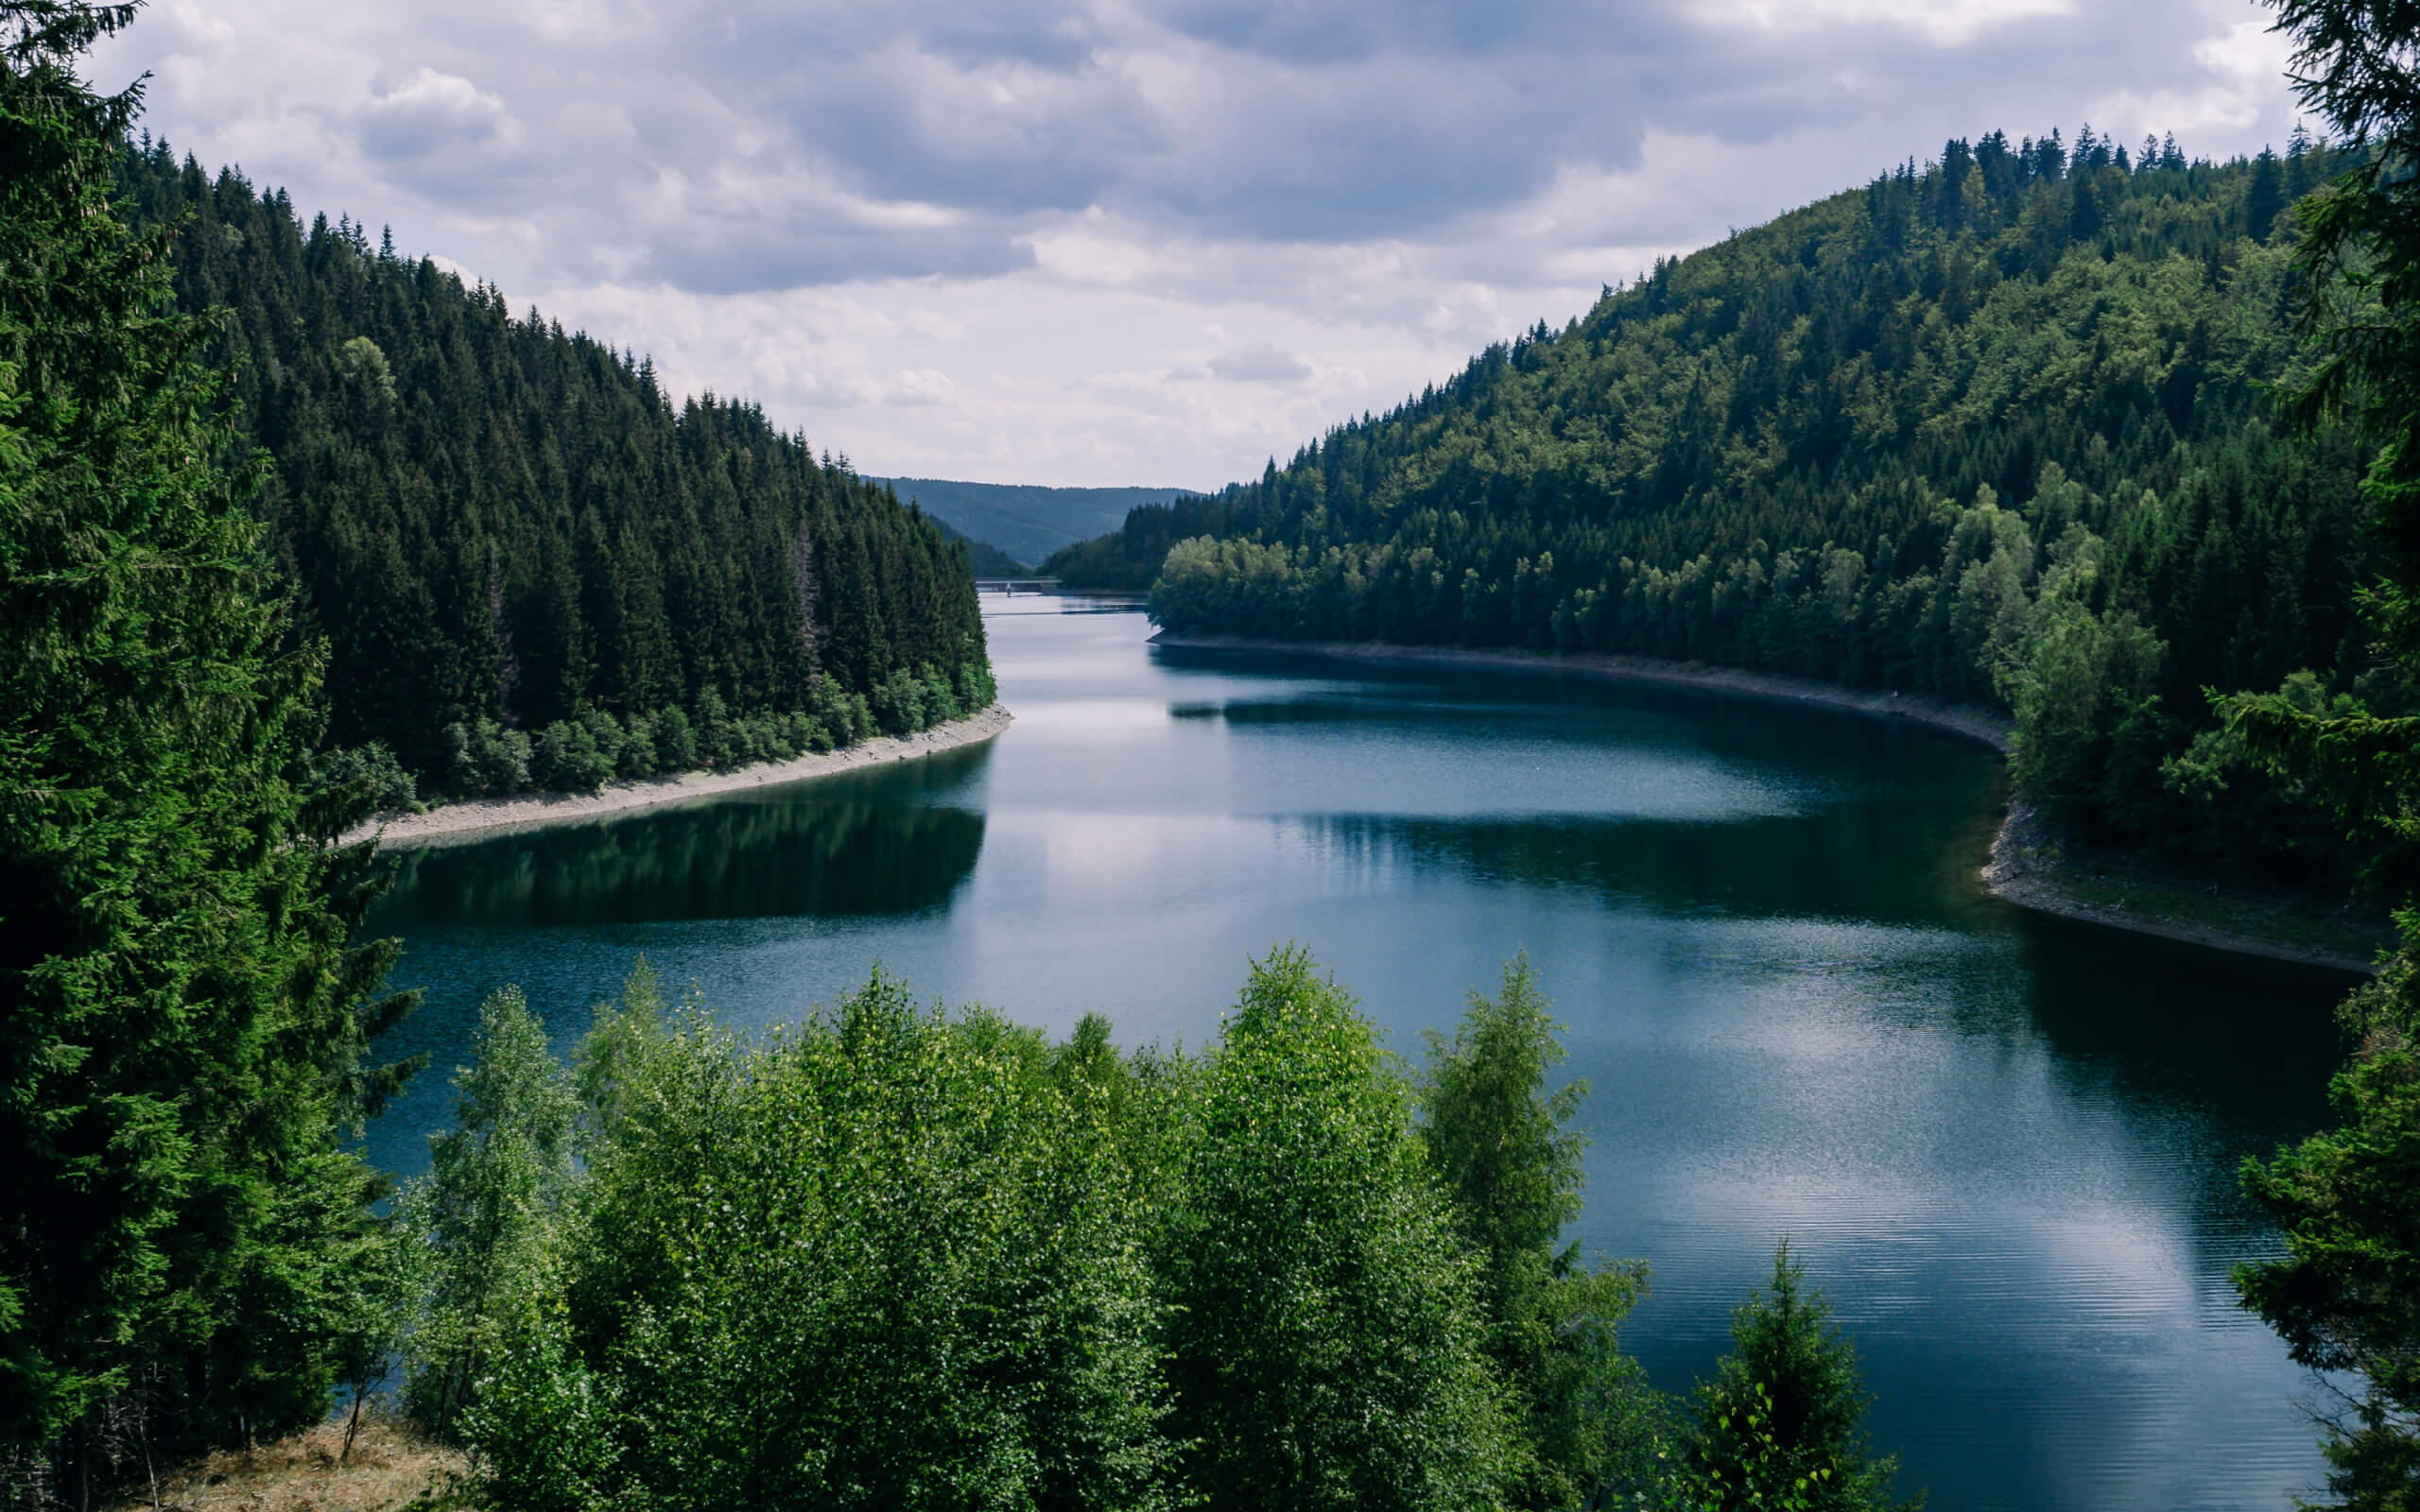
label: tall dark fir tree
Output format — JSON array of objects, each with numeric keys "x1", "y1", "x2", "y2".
[
  {"x1": 2233, "y1": 2, "x2": 2420, "y2": 1507},
  {"x1": 0, "y1": 2, "x2": 412, "y2": 1502}
]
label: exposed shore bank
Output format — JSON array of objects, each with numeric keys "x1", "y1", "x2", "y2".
[
  {"x1": 1151, "y1": 632, "x2": 2388, "y2": 973},
  {"x1": 344, "y1": 705, "x2": 1013, "y2": 850}
]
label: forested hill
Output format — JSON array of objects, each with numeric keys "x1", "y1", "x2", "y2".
[
  {"x1": 1093, "y1": 129, "x2": 2400, "y2": 887},
  {"x1": 116, "y1": 142, "x2": 993, "y2": 797}
]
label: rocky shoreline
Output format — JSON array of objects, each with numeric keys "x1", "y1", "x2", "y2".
[{"x1": 343, "y1": 705, "x2": 1013, "y2": 850}]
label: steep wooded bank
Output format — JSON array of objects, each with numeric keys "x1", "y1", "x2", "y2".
[
  {"x1": 1068, "y1": 132, "x2": 2403, "y2": 891},
  {"x1": 115, "y1": 143, "x2": 994, "y2": 800}
]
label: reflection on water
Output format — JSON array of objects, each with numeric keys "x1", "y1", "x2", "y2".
[
  {"x1": 375, "y1": 755, "x2": 991, "y2": 927},
  {"x1": 367, "y1": 602, "x2": 2356, "y2": 1512}
]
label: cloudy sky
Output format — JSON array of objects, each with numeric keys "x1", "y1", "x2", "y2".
[{"x1": 97, "y1": 0, "x2": 2304, "y2": 490}]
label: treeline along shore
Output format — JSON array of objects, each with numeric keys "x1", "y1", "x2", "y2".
[{"x1": 118, "y1": 139, "x2": 999, "y2": 816}]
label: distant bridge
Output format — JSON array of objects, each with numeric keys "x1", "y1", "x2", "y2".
[{"x1": 976, "y1": 577, "x2": 1061, "y2": 594}]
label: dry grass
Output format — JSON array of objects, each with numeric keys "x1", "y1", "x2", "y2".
[{"x1": 103, "y1": 1412, "x2": 475, "y2": 1512}]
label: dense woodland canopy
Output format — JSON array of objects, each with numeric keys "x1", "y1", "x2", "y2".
[
  {"x1": 115, "y1": 143, "x2": 994, "y2": 800},
  {"x1": 1063, "y1": 129, "x2": 2407, "y2": 889}
]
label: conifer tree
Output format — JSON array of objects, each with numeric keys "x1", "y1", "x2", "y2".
[
  {"x1": 2233, "y1": 3, "x2": 2420, "y2": 1506},
  {"x1": 0, "y1": 1, "x2": 410, "y2": 1498},
  {"x1": 1682, "y1": 1245, "x2": 1917, "y2": 1512},
  {"x1": 1421, "y1": 956, "x2": 1658, "y2": 1506},
  {"x1": 2247, "y1": 145, "x2": 2287, "y2": 241}
]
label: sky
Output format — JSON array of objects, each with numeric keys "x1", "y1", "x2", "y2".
[{"x1": 95, "y1": 0, "x2": 2307, "y2": 490}]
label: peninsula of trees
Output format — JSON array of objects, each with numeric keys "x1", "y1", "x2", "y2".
[{"x1": 1060, "y1": 129, "x2": 2394, "y2": 892}]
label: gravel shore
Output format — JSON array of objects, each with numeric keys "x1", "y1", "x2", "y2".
[{"x1": 344, "y1": 705, "x2": 1013, "y2": 850}]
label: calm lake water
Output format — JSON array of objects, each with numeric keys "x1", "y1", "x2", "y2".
[{"x1": 368, "y1": 599, "x2": 2355, "y2": 1512}]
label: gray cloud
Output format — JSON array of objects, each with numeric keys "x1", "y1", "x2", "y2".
[{"x1": 93, "y1": 0, "x2": 2305, "y2": 486}]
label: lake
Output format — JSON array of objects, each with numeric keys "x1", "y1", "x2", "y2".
[{"x1": 367, "y1": 598, "x2": 2354, "y2": 1512}]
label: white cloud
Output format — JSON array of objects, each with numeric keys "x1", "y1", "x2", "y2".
[
  {"x1": 1698, "y1": 0, "x2": 2074, "y2": 47},
  {"x1": 354, "y1": 68, "x2": 519, "y2": 160}
]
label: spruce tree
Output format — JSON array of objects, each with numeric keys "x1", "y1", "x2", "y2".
[
  {"x1": 1421, "y1": 955, "x2": 1658, "y2": 1507},
  {"x1": 1683, "y1": 1245, "x2": 1917, "y2": 1512},
  {"x1": 2247, "y1": 146, "x2": 2287, "y2": 241},
  {"x1": 0, "y1": 1, "x2": 411, "y2": 1498}
]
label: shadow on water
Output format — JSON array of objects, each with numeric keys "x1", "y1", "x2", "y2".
[{"x1": 370, "y1": 745, "x2": 994, "y2": 928}]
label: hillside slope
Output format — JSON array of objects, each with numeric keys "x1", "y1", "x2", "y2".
[
  {"x1": 1087, "y1": 130, "x2": 2397, "y2": 887},
  {"x1": 121, "y1": 145, "x2": 994, "y2": 796}
]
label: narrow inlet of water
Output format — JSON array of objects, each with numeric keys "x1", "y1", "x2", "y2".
[{"x1": 368, "y1": 599, "x2": 2354, "y2": 1512}]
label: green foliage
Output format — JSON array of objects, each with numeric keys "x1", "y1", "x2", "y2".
[
  {"x1": 530, "y1": 720, "x2": 614, "y2": 795},
  {"x1": 2231, "y1": 7, "x2": 2420, "y2": 1504},
  {"x1": 0, "y1": 0, "x2": 413, "y2": 1496},
  {"x1": 2241, "y1": 955, "x2": 2420, "y2": 1511},
  {"x1": 111, "y1": 145, "x2": 994, "y2": 793},
  {"x1": 393, "y1": 988, "x2": 579, "y2": 1438},
  {"x1": 404, "y1": 954, "x2": 1787, "y2": 1511},
  {"x1": 1680, "y1": 1245, "x2": 1918, "y2": 1512},
  {"x1": 1102, "y1": 134, "x2": 2377, "y2": 887},
  {"x1": 461, "y1": 967, "x2": 1176, "y2": 1511},
  {"x1": 303, "y1": 740, "x2": 420, "y2": 817},
  {"x1": 1159, "y1": 947, "x2": 1516, "y2": 1511},
  {"x1": 442, "y1": 718, "x2": 531, "y2": 799},
  {"x1": 1422, "y1": 954, "x2": 1660, "y2": 1507}
]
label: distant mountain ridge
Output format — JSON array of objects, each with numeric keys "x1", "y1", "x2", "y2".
[{"x1": 872, "y1": 478, "x2": 1203, "y2": 567}]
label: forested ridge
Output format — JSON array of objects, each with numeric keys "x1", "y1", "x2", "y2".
[
  {"x1": 115, "y1": 142, "x2": 994, "y2": 802},
  {"x1": 1073, "y1": 129, "x2": 2405, "y2": 888}
]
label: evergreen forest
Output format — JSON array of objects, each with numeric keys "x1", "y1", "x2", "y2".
[
  {"x1": 116, "y1": 144, "x2": 996, "y2": 805},
  {"x1": 1057, "y1": 129, "x2": 2403, "y2": 890}
]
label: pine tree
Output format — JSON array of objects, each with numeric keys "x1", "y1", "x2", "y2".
[
  {"x1": 0, "y1": 1, "x2": 412, "y2": 1498},
  {"x1": 1683, "y1": 1245, "x2": 1917, "y2": 1511},
  {"x1": 2247, "y1": 146, "x2": 2287, "y2": 241},
  {"x1": 2233, "y1": 3, "x2": 2420, "y2": 1505}
]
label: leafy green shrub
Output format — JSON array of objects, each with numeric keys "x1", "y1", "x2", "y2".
[
  {"x1": 693, "y1": 688, "x2": 737, "y2": 768},
  {"x1": 464, "y1": 971, "x2": 1176, "y2": 1510},
  {"x1": 812, "y1": 677, "x2": 873, "y2": 745},
  {"x1": 579, "y1": 710, "x2": 626, "y2": 774},
  {"x1": 305, "y1": 741, "x2": 420, "y2": 815},
  {"x1": 654, "y1": 705, "x2": 700, "y2": 769},
  {"x1": 394, "y1": 988, "x2": 579, "y2": 1437},
  {"x1": 532, "y1": 720, "x2": 614, "y2": 794},
  {"x1": 396, "y1": 956, "x2": 1907, "y2": 1512},
  {"x1": 443, "y1": 718, "x2": 533, "y2": 797},
  {"x1": 617, "y1": 712, "x2": 659, "y2": 779},
  {"x1": 1159, "y1": 948, "x2": 1516, "y2": 1510},
  {"x1": 781, "y1": 710, "x2": 827, "y2": 755}
]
